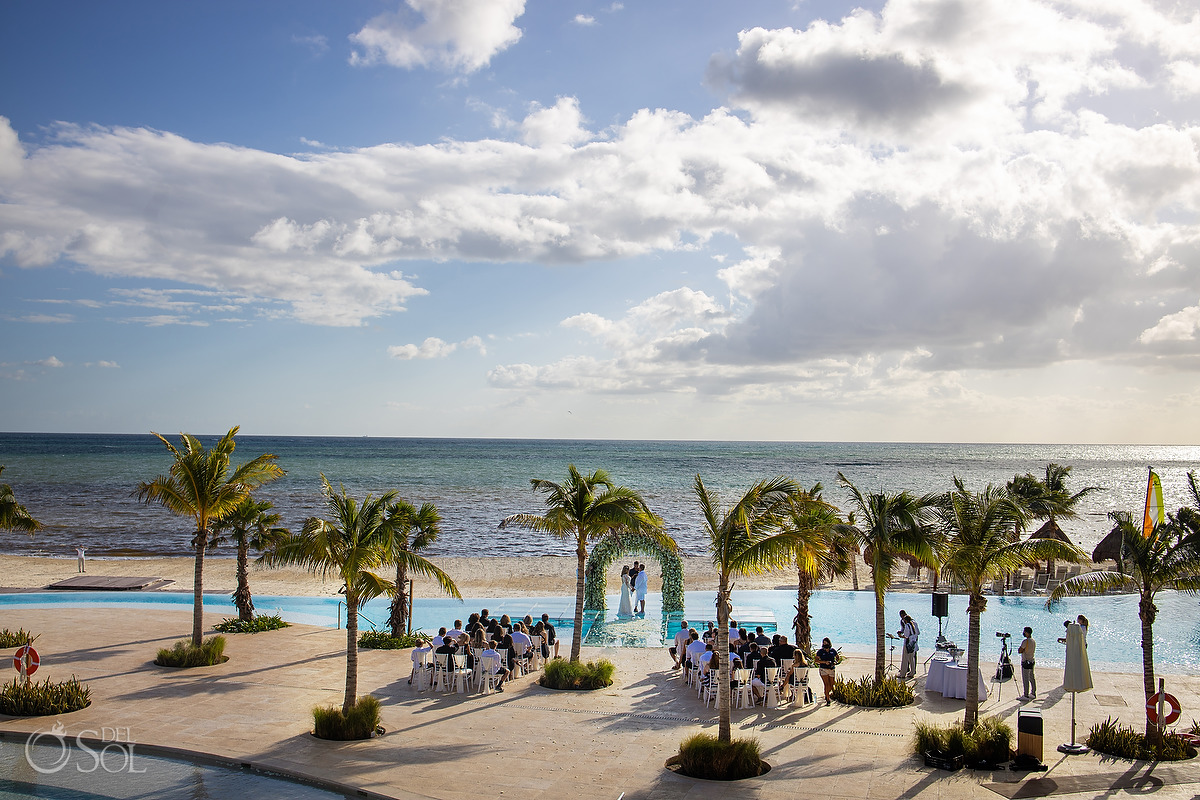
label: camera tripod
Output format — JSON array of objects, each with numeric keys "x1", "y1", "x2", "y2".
[{"x1": 991, "y1": 634, "x2": 1014, "y2": 700}]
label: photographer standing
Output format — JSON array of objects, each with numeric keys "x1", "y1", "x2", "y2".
[
  {"x1": 1017, "y1": 626, "x2": 1036, "y2": 700},
  {"x1": 898, "y1": 610, "x2": 919, "y2": 679}
]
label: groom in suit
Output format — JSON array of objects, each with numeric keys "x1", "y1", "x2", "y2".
[{"x1": 634, "y1": 560, "x2": 649, "y2": 614}]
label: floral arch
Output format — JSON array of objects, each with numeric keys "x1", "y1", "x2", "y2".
[{"x1": 583, "y1": 531, "x2": 685, "y2": 612}]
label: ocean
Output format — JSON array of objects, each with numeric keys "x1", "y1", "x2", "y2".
[{"x1": 2, "y1": 433, "x2": 1199, "y2": 559}]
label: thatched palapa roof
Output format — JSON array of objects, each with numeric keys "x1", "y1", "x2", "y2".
[
  {"x1": 1092, "y1": 526, "x2": 1126, "y2": 563},
  {"x1": 1028, "y1": 518, "x2": 1073, "y2": 544}
]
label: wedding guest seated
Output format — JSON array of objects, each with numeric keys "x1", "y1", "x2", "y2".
[
  {"x1": 510, "y1": 622, "x2": 532, "y2": 666},
  {"x1": 487, "y1": 619, "x2": 504, "y2": 642},
  {"x1": 684, "y1": 630, "x2": 705, "y2": 677},
  {"x1": 481, "y1": 639, "x2": 507, "y2": 692},
  {"x1": 457, "y1": 634, "x2": 475, "y2": 669},
  {"x1": 744, "y1": 642, "x2": 763, "y2": 674},
  {"x1": 541, "y1": 614, "x2": 559, "y2": 658},
  {"x1": 499, "y1": 614, "x2": 513, "y2": 633},
  {"x1": 751, "y1": 648, "x2": 778, "y2": 704},
  {"x1": 431, "y1": 626, "x2": 448, "y2": 647},
  {"x1": 447, "y1": 619, "x2": 466, "y2": 640},
  {"x1": 522, "y1": 614, "x2": 534, "y2": 630},
  {"x1": 479, "y1": 608, "x2": 491, "y2": 626},
  {"x1": 771, "y1": 634, "x2": 797, "y2": 664},
  {"x1": 699, "y1": 643, "x2": 715, "y2": 681},
  {"x1": 465, "y1": 613, "x2": 482, "y2": 635},
  {"x1": 754, "y1": 626, "x2": 771, "y2": 646},
  {"x1": 702, "y1": 622, "x2": 715, "y2": 642},
  {"x1": 669, "y1": 619, "x2": 690, "y2": 669},
  {"x1": 500, "y1": 632, "x2": 520, "y2": 678},
  {"x1": 435, "y1": 635, "x2": 458, "y2": 658}
]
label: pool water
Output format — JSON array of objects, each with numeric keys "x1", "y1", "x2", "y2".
[
  {"x1": 3, "y1": 588, "x2": 1198, "y2": 672},
  {"x1": 0, "y1": 738, "x2": 350, "y2": 799}
]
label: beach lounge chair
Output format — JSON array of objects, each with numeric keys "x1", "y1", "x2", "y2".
[{"x1": 1019, "y1": 578, "x2": 1034, "y2": 595}]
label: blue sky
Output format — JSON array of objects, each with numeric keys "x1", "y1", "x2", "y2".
[{"x1": 2, "y1": 0, "x2": 1199, "y2": 442}]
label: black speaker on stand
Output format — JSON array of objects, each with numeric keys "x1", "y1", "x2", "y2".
[{"x1": 931, "y1": 592, "x2": 949, "y2": 648}]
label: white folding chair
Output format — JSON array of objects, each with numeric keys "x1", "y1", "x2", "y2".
[
  {"x1": 451, "y1": 653, "x2": 472, "y2": 693},
  {"x1": 790, "y1": 667, "x2": 811, "y2": 706},
  {"x1": 763, "y1": 667, "x2": 782, "y2": 708},
  {"x1": 734, "y1": 669, "x2": 754, "y2": 709},
  {"x1": 528, "y1": 636, "x2": 544, "y2": 670},
  {"x1": 413, "y1": 649, "x2": 433, "y2": 691},
  {"x1": 432, "y1": 652, "x2": 451, "y2": 692},
  {"x1": 479, "y1": 655, "x2": 502, "y2": 694}
]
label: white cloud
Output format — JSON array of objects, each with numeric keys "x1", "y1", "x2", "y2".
[
  {"x1": 18, "y1": 313, "x2": 73, "y2": 323},
  {"x1": 573, "y1": 15, "x2": 596, "y2": 26},
  {"x1": 1139, "y1": 303, "x2": 1200, "y2": 343},
  {"x1": 387, "y1": 335, "x2": 486, "y2": 360},
  {"x1": 349, "y1": 0, "x2": 525, "y2": 73},
  {"x1": 95, "y1": 360, "x2": 119, "y2": 368},
  {"x1": 520, "y1": 97, "x2": 591, "y2": 147}
]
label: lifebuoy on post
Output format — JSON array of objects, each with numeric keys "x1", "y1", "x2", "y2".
[
  {"x1": 13, "y1": 645, "x2": 40, "y2": 677},
  {"x1": 1147, "y1": 692, "x2": 1181, "y2": 726}
]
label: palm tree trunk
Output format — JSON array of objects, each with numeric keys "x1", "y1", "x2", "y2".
[
  {"x1": 390, "y1": 561, "x2": 409, "y2": 638},
  {"x1": 873, "y1": 565, "x2": 886, "y2": 682},
  {"x1": 1140, "y1": 592, "x2": 1157, "y2": 739},
  {"x1": 851, "y1": 555, "x2": 859, "y2": 591},
  {"x1": 716, "y1": 575, "x2": 732, "y2": 743},
  {"x1": 964, "y1": 594, "x2": 985, "y2": 731},
  {"x1": 795, "y1": 568, "x2": 814, "y2": 652},
  {"x1": 192, "y1": 528, "x2": 207, "y2": 647},
  {"x1": 344, "y1": 593, "x2": 359, "y2": 716},
  {"x1": 235, "y1": 539, "x2": 253, "y2": 622},
  {"x1": 571, "y1": 537, "x2": 586, "y2": 662}
]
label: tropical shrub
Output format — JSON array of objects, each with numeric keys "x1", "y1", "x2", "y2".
[
  {"x1": 0, "y1": 628, "x2": 34, "y2": 647},
  {"x1": 312, "y1": 696, "x2": 382, "y2": 740},
  {"x1": 676, "y1": 733, "x2": 765, "y2": 780},
  {"x1": 0, "y1": 675, "x2": 91, "y2": 715},
  {"x1": 832, "y1": 675, "x2": 914, "y2": 707},
  {"x1": 155, "y1": 635, "x2": 227, "y2": 667},
  {"x1": 540, "y1": 657, "x2": 615, "y2": 690},
  {"x1": 358, "y1": 629, "x2": 430, "y2": 650},
  {"x1": 1087, "y1": 717, "x2": 1196, "y2": 761},
  {"x1": 213, "y1": 614, "x2": 290, "y2": 634},
  {"x1": 913, "y1": 716, "x2": 1013, "y2": 765}
]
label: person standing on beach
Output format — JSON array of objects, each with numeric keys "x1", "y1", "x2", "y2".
[
  {"x1": 76, "y1": 546, "x2": 86, "y2": 573},
  {"x1": 1018, "y1": 626, "x2": 1036, "y2": 700},
  {"x1": 634, "y1": 561, "x2": 649, "y2": 614}
]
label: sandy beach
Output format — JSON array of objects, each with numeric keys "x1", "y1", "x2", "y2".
[{"x1": 0, "y1": 553, "x2": 896, "y2": 597}]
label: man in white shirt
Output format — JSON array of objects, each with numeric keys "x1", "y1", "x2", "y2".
[
  {"x1": 510, "y1": 625, "x2": 532, "y2": 658},
  {"x1": 481, "y1": 640, "x2": 507, "y2": 692},
  {"x1": 670, "y1": 620, "x2": 691, "y2": 669},
  {"x1": 634, "y1": 563, "x2": 649, "y2": 614},
  {"x1": 898, "y1": 611, "x2": 919, "y2": 679},
  {"x1": 430, "y1": 626, "x2": 447, "y2": 648},
  {"x1": 409, "y1": 640, "x2": 432, "y2": 686},
  {"x1": 684, "y1": 631, "x2": 706, "y2": 681},
  {"x1": 446, "y1": 619, "x2": 466, "y2": 640}
]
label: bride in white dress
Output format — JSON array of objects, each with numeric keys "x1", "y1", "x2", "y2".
[{"x1": 618, "y1": 565, "x2": 633, "y2": 617}]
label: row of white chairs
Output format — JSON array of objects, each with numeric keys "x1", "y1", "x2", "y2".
[
  {"x1": 414, "y1": 636, "x2": 547, "y2": 695},
  {"x1": 688, "y1": 662, "x2": 812, "y2": 710}
]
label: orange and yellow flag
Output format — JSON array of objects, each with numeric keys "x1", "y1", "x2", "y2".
[{"x1": 1143, "y1": 468, "x2": 1164, "y2": 538}]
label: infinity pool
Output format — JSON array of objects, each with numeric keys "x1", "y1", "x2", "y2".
[
  {"x1": 3, "y1": 588, "x2": 1199, "y2": 673},
  {"x1": 0, "y1": 738, "x2": 350, "y2": 799}
]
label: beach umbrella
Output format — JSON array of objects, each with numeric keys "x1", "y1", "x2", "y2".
[
  {"x1": 1027, "y1": 519, "x2": 1073, "y2": 577},
  {"x1": 1058, "y1": 622, "x2": 1093, "y2": 755},
  {"x1": 1091, "y1": 526, "x2": 1127, "y2": 574}
]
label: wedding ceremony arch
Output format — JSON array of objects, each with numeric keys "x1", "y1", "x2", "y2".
[{"x1": 583, "y1": 531, "x2": 685, "y2": 612}]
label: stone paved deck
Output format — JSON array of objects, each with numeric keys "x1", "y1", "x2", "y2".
[{"x1": 1, "y1": 607, "x2": 1198, "y2": 800}]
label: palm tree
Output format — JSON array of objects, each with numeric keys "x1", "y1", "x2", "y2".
[
  {"x1": 385, "y1": 498, "x2": 448, "y2": 638},
  {"x1": 696, "y1": 474, "x2": 800, "y2": 742},
  {"x1": 782, "y1": 485, "x2": 851, "y2": 652},
  {"x1": 265, "y1": 476, "x2": 460, "y2": 715},
  {"x1": 501, "y1": 465, "x2": 667, "y2": 662},
  {"x1": 1007, "y1": 463, "x2": 1100, "y2": 576},
  {"x1": 137, "y1": 428, "x2": 283, "y2": 647},
  {"x1": 1048, "y1": 506, "x2": 1200, "y2": 738},
  {"x1": 836, "y1": 472, "x2": 940, "y2": 682},
  {"x1": 938, "y1": 479, "x2": 1083, "y2": 729},
  {"x1": 211, "y1": 496, "x2": 288, "y2": 622},
  {"x1": 0, "y1": 466, "x2": 42, "y2": 534}
]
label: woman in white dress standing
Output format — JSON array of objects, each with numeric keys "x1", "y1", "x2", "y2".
[{"x1": 618, "y1": 565, "x2": 633, "y2": 617}]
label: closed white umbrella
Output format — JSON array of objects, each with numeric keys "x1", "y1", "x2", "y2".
[{"x1": 1059, "y1": 623, "x2": 1092, "y2": 754}]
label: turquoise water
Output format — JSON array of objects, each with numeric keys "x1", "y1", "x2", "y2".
[
  {"x1": 3, "y1": 433, "x2": 1200, "y2": 558},
  {"x1": 0, "y1": 739, "x2": 349, "y2": 799},
  {"x1": 5, "y1": 588, "x2": 1198, "y2": 673}
]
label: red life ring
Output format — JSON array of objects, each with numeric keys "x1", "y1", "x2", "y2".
[
  {"x1": 1147, "y1": 692, "x2": 1181, "y2": 726},
  {"x1": 13, "y1": 645, "x2": 39, "y2": 676}
]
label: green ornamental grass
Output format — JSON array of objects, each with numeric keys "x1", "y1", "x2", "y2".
[
  {"x1": 676, "y1": 733, "x2": 765, "y2": 780},
  {"x1": 0, "y1": 628, "x2": 34, "y2": 648},
  {"x1": 1087, "y1": 717, "x2": 1196, "y2": 761},
  {"x1": 213, "y1": 615, "x2": 290, "y2": 634},
  {"x1": 832, "y1": 675, "x2": 914, "y2": 707},
  {"x1": 0, "y1": 675, "x2": 91, "y2": 716},
  {"x1": 540, "y1": 657, "x2": 615, "y2": 690},
  {"x1": 155, "y1": 635, "x2": 227, "y2": 667},
  {"x1": 312, "y1": 696, "x2": 382, "y2": 740},
  {"x1": 912, "y1": 716, "x2": 1012, "y2": 765},
  {"x1": 357, "y1": 629, "x2": 431, "y2": 650}
]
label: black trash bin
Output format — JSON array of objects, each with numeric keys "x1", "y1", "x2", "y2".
[{"x1": 1017, "y1": 708, "x2": 1043, "y2": 762}]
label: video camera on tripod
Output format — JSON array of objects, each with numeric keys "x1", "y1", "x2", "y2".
[{"x1": 995, "y1": 631, "x2": 1014, "y2": 681}]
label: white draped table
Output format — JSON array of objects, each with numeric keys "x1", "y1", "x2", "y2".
[{"x1": 925, "y1": 654, "x2": 987, "y2": 701}]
